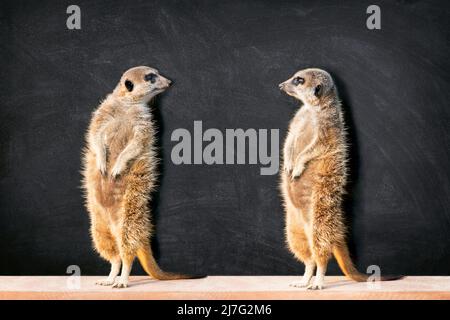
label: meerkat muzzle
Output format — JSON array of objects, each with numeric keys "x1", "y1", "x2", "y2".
[
  {"x1": 159, "y1": 77, "x2": 172, "y2": 89},
  {"x1": 279, "y1": 82, "x2": 294, "y2": 95}
]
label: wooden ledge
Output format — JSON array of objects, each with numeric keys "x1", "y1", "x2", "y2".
[{"x1": 0, "y1": 276, "x2": 449, "y2": 300}]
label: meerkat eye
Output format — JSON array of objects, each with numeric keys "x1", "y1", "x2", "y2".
[
  {"x1": 314, "y1": 84, "x2": 323, "y2": 97},
  {"x1": 292, "y1": 77, "x2": 305, "y2": 86},
  {"x1": 144, "y1": 73, "x2": 158, "y2": 84},
  {"x1": 125, "y1": 80, "x2": 134, "y2": 92}
]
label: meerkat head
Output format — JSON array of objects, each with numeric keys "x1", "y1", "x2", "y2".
[
  {"x1": 279, "y1": 68, "x2": 335, "y2": 106},
  {"x1": 113, "y1": 66, "x2": 172, "y2": 104}
]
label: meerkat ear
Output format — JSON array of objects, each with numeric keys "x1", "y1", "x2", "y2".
[
  {"x1": 125, "y1": 80, "x2": 134, "y2": 92},
  {"x1": 314, "y1": 84, "x2": 322, "y2": 97}
]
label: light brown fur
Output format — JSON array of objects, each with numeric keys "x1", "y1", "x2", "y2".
[
  {"x1": 82, "y1": 66, "x2": 202, "y2": 288},
  {"x1": 279, "y1": 68, "x2": 374, "y2": 289}
]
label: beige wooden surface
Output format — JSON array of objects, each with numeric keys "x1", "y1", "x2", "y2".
[{"x1": 0, "y1": 276, "x2": 449, "y2": 300}]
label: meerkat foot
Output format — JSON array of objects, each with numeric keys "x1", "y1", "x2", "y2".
[
  {"x1": 307, "y1": 277, "x2": 324, "y2": 290},
  {"x1": 112, "y1": 280, "x2": 128, "y2": 288},
  {"x1": 306, "y1": 282, "x2": 324, "y2": 290},
  {"x1": 95, "y1": 261, "x2": 121, "y2": 286},
  {"x1": 290, "y1": 263, "x2": 315, "y2": 288},
  {"x1": 95, "y1": 278, "x2": 115, "y2": 286},
  {"x1": 290, "y1": 279, "x2": 312, "y2": 288},
  {"x1": 290, "y1": 274, "x2": 312, "y2": 288},
  {"x1": 306, "y1": 283, "x2": 323, "y2": 290},
  {"x1": 307, "y1": 265, "x2": 326, "y2": 290}
]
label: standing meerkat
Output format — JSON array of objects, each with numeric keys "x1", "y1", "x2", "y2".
[
  {"x1": 279, "y1": 68, "x2": 400, "y2": 289},
  {"x1": 82, "y1": 66, "x2": 203, "y2": 288}
]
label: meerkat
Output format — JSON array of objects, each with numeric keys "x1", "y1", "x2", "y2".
[
  {"x1": 279, "y1": 68, "x2": 401, "y2": 289},
  {"x1": 82, "y1": 66, "x2": 203, "y2": 288}
]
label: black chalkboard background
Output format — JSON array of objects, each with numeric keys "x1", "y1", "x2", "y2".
[{"x1": 0, "y1": 0, "x2": 449, "y2": 276}]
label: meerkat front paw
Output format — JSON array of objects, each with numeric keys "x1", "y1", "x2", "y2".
[
  {"x1": 110, "y1": 161, "x2": 124, "y2": 179},
  {"x1": 96, "y1": 157, "x2": 107, "y2": 176},
  {"x1": 95, "y1": 279, "x2": 115, "y2": 286},
  {"x1": 284, "y1": 162, "x2": 293, "y2": 176},
  {"x1": 291, "y1": 163, "x2": 305, "y2": 180},
  {"x1": 112, "y1": 280, "x2": 128, "y2": 289}
]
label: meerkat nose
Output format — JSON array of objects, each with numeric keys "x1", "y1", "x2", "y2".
[{"x1": 279, "y1": 83, "x2": 285, "y2": 90}]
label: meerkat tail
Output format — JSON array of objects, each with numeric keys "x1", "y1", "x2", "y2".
[
  {"x1": 333, "y1": 245, "x2": 404, "y2": 282},
  {"x1": 333, "y1": 244, "x2": 368, "y2": 282},
  {"x1": 137, "y1": 245, "x2": 206, "y2": 280}
]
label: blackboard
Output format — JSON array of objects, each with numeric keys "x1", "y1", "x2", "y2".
[{"x1": 0, "y1": 0, "x2": 449, "y2": 276}]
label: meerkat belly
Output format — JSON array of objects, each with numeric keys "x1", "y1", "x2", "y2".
[
  {"x1": 287, "y1": 161, "x2": 318, "y2": 221},
  {"x1": 95, "y1": 176, "x2": 126, "y2": 210},
  {"x1": 284, "y1": 109, "x2": 317, "y2": 207},
  {"x1": 94, "y1": 120, "x2": 134, "y2": 209}
]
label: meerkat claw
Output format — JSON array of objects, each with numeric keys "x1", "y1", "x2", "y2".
[
  {"x1": 284, "y1": 166, "x2": 292, "y2": 176},
  {"x1": 112, "y1": 281, "x2": 128, "y2": 289},
  {"x1": 97, "y1": 160, "x2": 107, "y2": 176},
  {"x1": 306, "y1": 283, "x2": 323, "y2": 290},
  {"x1": 307, "y1": 283, "x2": 323, "y2": 290},
  {"x1": 291, "y1": 164, "x2": 305, "y2": 180},
  {"x1": 110, "y1": 165, "x2": 122, "y2": 179},
  {"x1": 110, "y1": 173, "x2": 119, "y2": 180}
]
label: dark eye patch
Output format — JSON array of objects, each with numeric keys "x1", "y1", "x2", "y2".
[
  {"x1": 292, "y1": 77, "x2": 305, "y2": 86},
  {"x1": 144, "y1": 73, "x2": 158, "y2": 83},
  {"x1": 125, "y1": 80, "x2": 134, "y2": 92}
]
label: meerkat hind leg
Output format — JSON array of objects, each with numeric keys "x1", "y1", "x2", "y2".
[
  {"x1": 91, "y1": 220, "x2": 121, "y2": 286},
  {"x1": 286, "y1": 216, "x2": 316, "y2": 288},
  {"x1": 96, "y1": 258, "x2": 121, "y2": 286},
  {"x1": 307, "y1": 262, "x2": 328, "y2": 290},
  {"x1": 112, "y1": 255, "x2": 134, "y2": 288},
  {"x1": 308, "y1": 242, "x2": 331, "y2": 290}
]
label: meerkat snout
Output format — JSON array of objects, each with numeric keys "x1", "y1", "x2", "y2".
[
  {"x1": 158, "y1": 76, "x2": 172, "y2": 89},
  {"x1": 278, "y1": 80, "x2": 298, "y2": 99}
]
